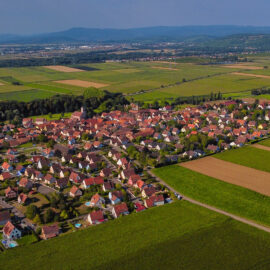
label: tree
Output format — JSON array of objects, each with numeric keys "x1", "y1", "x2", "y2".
[
  {"x1": 26, "y1": 205, "x2": 39, "y2": 220},
  {"x1": 44, "y1": 208, "x2": 55, "y2": 223},
  {"x1": 33, "y1": 214, "x2": 42, "y2": 225}
]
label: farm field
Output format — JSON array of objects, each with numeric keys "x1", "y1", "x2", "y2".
[
  {"x1": 180, "y1": 156, "x2": 270, "y2": 196},
  {"x1": 252, "y1": 144, "x2": 270, "y2": 152},
  {"x1": 153, "y1": 165, "x2": 270, "y2": 227},
  {"x1": 215, "y1": 145, "x2": 270, "y2": 173},
  {"x1": 259, "y1": 138, "x2": 270, "y2": 147},
  {"x1": 2, "y1": 201, "x2": 270, "y2": 270},
  {"x1": 1, "y1": 56, "x2": 270, "y2": 102}
]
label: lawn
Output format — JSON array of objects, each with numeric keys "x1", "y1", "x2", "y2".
[
  {"x1": 30, "y1": 112, "x2": 72, "y2": 120},
  {"x1": 16, "y1": 234, "x2": 38, "y2": 246},
  {"x1": 215, "y1": 146, "x2": 270, "y2": 172},
  {"x1": 153, "y1": 165, "x2": 270, "y2": 226},
  {"x1": 1, "y1": 201, "x2": 270, "y2": 269}
]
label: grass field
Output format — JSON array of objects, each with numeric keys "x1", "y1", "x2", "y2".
[
  {"x1": 1, "y1": 56, "x2": 270, "y2": 101},
  {"x1": 153, "y1": 165, "x2": 270, "y2": 226},
  {"x1": 259, "y1": 139, "x2": 270, "y2": 147},
  {"x1": 30, "y1": 112, "x2": 72, "y2": 120},
  {"x1": 2, "y1": 201, "x2": 270, "y2": 269},
  {"x1": 215, "y1": 146, "x2": 270, "y2": 173}
]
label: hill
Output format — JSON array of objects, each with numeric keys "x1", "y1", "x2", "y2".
[{"x1": 3, "y1": 25, "x2": 270, "y2": 44}]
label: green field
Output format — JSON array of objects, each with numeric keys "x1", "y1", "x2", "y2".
[
  {"x1": 259, "y1": 139, "x2": 270, "y2": 147},
  {"x1": 2, "y1": 201, "x2": 270, "y2": 270},
  {"x1": 153, "y1": 165, "x2": 270, "y2": 226},
  {"x1": 215, "y1": 146, "x2": 270, "y2": 172},
  {"x1": 2, "y1": 58, "x2": 270, "y2": 102}
]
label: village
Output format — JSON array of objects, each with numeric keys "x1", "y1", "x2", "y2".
[{"x1": 0, "y1": 99, "x2": 270, "y2": 249}]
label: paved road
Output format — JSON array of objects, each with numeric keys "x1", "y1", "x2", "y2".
[{"x1": 148, "y1": 171, "x2": 270, "y2": 234}]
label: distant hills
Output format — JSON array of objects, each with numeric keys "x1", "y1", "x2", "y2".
[{"x1": 2, "y1": 25, "x2": 270, "y2": 44}]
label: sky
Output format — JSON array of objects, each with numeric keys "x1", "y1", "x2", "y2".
[{"x1": 1, "y1": 0, "x2": 270, "y2": 34}]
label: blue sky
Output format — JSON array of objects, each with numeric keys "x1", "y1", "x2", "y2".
[{"x1": 1, "y1": 0, "x2": 270, "y2": 34}]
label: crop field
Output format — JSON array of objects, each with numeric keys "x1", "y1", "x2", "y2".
[
  {"x1": 215, "y1": 145, "x2": 270, "y2": 173},
  {"x1": 180, "y1": 156, "x2": 270, "y2": 196},
  {"x1": 44, "y1": 65, "x2": 84, "y2": 72},
  {"x1": 252, "y1": 144, "x2": 270, "y2": 152},
  {"x1": 1, "y1": 55, "x2": 270, "y2": 101},
  {"x1": 2, "y1": 201, "x2": 270, "y2": 270},
  {"x1": 259, "y1": 139, "x2": 270, "y2": 147},
  {"x1": 55, "y1": 79, "x2": 109, "y2": 88},
  {"x1": 153, "y1": 165, "x2": 270, "y2": 227}
]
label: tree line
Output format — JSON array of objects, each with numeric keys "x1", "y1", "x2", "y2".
[{"x1": 0, "y1": 90, "x2": 129, "y2": 123}]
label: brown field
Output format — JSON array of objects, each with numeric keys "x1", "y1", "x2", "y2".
[
  {"x1": 180, "y1": 156, "x2": 270, "y2": 196},
  {"x1": 44, "y1": 65, "x2": 84, "y2": 72},
  {"x1": 153, "y1": 61, "x2": 178, "y2": 65},
  {"x1": 252, "y1": 144, "x2": 270, "y2": 152},
  {"x1": 223, "y1": 64, "x2": 263, "y2": 70},
  {"x1": 0, "y1": 82, "x2": 4, "y2": 86},
  {"x1": 152, "y1": 66, "x2": 179, "y2": 71},
  {"x1": 55, "y1": 79, "x2": 109, "y2": 88},
  {"x1": 231, "y1": 72, "x2": 270, "y2": 79}
]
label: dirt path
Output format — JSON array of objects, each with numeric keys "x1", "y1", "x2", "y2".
[
  {"x1": 180, "y1": 156, "x2": 270, "y2": 196},
  {"x1": 252, "y1": 144, "x2": 270, "y2": 152},
  {"x1": 148, "y1": 170, "x2": 270, "y2": 234}
]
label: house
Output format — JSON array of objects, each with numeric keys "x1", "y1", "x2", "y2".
[
  {"x1": 2, "y1": 162, "x2": 13, "y2": 172},
  {"x1": 69, "y1": 172, "x2": 84, "y2": 184},
  {"x1": 0, "y1": 210, "x2": 11, "y2": 225},
  {"x1": 50, "y1": 164, "x2": 61, "y2": 174},
  {"x1": 18, "y1": 193, "x2": 29, "y2": 205},
  {"x1": 3, "y1": 221, "x2": 21, "y2": 240},
  {"x1": 102, "y1": 181, "x2": 114, "y2": 192},
  {"x1": 144, "y1": 194, "x2": 164, "y2": 208},
  {"x1": 112, "y1": 203, "x2": 129, "y2": 218},
  {"x1": 44, "y1": 174, "x2": 56, "y2": 185},
  {"x1": 41, "y1": 224, "x2": 60, "y2": 240},
  {"x1": 120, "y1": 168, "x2": 135, "y2": 180},
  {"x1": 142, "y1": 186, "x2": 156, "y2": 198},
  {"x1": 55, "y1": 178, "x2": 68, "y2": 189},
  {"x1": 134, "y1": 202, "x2": 146, "y2": 212},
  {"x1": 90, "y1": 193, "x2": 105, "y2": 207},
  {"x1": 37, "y1": 159, "x2": 50, "y2": 170},
  {"x1": 82, "y1": 178, "x2": 95, "y2": 189},
  {"x1": 71, "y1": 107, "x2": 86, "y2": 121},
  {"x1": 22, "y1": 118, "x2": 33, "y2": 128},
  {"x1": 100, "y1": 168, "x2": 112, "y2": 178},
  {"x1": 69, "y1": 186, "x2": 82, "y2": 198},
  {"x1": 109, "y1": 191, "x2": 123, "y2": 205},
  {"x1": 87, "y1": 210, "x2": 105, "y2": 225},
  {"x1": 16, "y1": 165, "x2": 25, "y2": 176},
  {"x1": 117, "y1": 158, "x2": 128, "y2": 168},
  {"x1": 5, "y1": 186, "x2": 17, "y2": 199},
  {"x1": 128, "y1": 174, "x2": 142, "y2": 186},
  {"x1": 207, "y1": 144, "x2": 220, "y2": 153},
  {"x1": 19, "y1": 178, "x2": 33, "y2": 190}
]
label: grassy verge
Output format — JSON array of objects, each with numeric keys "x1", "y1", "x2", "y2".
[{"x1": 153, "y1": 165, "x2": 270, "y2": 226}]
